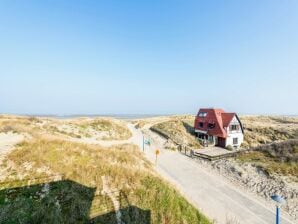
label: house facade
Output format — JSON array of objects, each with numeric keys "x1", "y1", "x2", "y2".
[{"x1": 194, "y1": 108, "x2": 244, "y2": 149}]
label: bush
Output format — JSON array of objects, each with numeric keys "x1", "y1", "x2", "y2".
[
  {"x1": 240, "y1": 142, "x2": 249, "y2": 149},
  {"x1": 254, "y1": 139, "x2": 298, "y2": 162},
  {"x1": 226, "y1": 145, "x2": 233, "y2": 151}
]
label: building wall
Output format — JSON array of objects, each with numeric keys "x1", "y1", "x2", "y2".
[
  {"x1": 226, "y1": 115, "x2": 244, "y2": 148},
  {"x1": 226, "y1": 132, "x2": 244, "y2": 148}
]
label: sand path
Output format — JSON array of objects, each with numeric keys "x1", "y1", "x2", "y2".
[{"x1": 0, "y1": 132, "x2": 24, "y2": 157}]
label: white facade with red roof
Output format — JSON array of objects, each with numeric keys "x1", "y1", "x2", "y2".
[{"x1": 194, "y1": 108, "x2": 244, "y2": 149}]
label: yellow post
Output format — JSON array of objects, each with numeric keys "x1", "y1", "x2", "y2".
[{"x1": 155, "y1": 149, "x2": 160, "y2": 165}]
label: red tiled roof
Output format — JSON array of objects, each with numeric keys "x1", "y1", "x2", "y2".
[
  {"x1": 194, "y1": 108, "x2": 239, "y2": 138},
  {"x1": 222, "y1": 113, "x2": 235, "y2": 127}
]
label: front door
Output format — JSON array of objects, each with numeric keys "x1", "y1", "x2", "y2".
[{"x1": 217, "y1": 137, "x2": 226, "y2": 147}]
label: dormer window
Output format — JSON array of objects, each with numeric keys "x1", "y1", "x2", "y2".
[
  {"x1": 208, "y1": 123, "x2": 215, "y2": 129},
  {"x1": 198, "y1": 112, "x2": 207, "y2": 117}
]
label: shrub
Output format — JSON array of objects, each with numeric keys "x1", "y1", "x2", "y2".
[
  {"x1": 226, "y1": 145, "x2": 233, "y2": 151},
  {"x1": 254, "y1": 139, "x2": 298, "y2": 162},
  {"x1": 240, "y1": 142, "x2": 249, "y2": 149},
  {"x1": 237, "y1": 139, "x2": 298, "y2": 178}
]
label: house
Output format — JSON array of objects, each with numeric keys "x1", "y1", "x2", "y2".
[{"x1": 194, "y1": 108, "x2": 244, "y2": 149}]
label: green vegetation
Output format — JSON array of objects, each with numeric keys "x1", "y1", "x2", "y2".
[
  {"x1": 0, "y1": 180, "x2": 97, "y2": 224},
  {"x1": 0, "y1": 139, "x2": 210, "y2": 224},
  {"x1": 134, "y1": 176, "x2": 209, "y2": 224},
  {"x1": 225, "y1": 145, "x2": 233, "y2": 151},
  {"x1": 237, "y1": 140, "x2": 298, "y2": 180}
]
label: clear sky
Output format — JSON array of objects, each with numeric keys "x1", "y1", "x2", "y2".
[{"x1": 0, "y1": 0, "x2": 297, "y2": 115}]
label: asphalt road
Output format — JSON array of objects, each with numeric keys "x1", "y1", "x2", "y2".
[{"x1": 127, "y1": 124, "x2": 295, "y2": 224}]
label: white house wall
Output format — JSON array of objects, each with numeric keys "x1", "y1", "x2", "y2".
[
  {"x1": 226, "y1": 133, "x2": 244, "y2": 148},
  {"x1": 226, "y1": 115, "x2": 244, "y2": 148}
]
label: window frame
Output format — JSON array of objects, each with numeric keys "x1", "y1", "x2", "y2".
[
  {"x1": 198, "y1": 112, "x2": 207, "y2": 117},
  {"x1": 233, "y1": 137, "x2": 238, "y2": 145},
  {"x1": 231, "y1": 124, "x2": 238, "y2": 131},
  {"x1": 208, "y1": 123, "x2": 215, "y2": 129}
]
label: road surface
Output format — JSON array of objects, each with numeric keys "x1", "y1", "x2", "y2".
[{"x1": 127, "y1": 123, "x2": 295, "y2": 224}]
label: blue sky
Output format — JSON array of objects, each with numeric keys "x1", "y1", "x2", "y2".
[{"x1": 0, "y1": 0, "x2": 297, "y2": 115}]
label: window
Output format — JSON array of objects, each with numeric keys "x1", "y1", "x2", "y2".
[
  {"x1": 231, "y1": 125, "x2": 238, "y2": 131},
  {"x1": 208, "y1": 123, "x2": 215, "y2": 129},
  {"x1": 233, "y1": 138, "x2": 238, "y2": 145},
  {"x1": 208, "y1": 135, "x2": 213, "y2": 142},
  {"x1": 199, "y1": 122, "x2": 204, "y2": 128},
  {"x1": 198, "y1": 112, "x2": 207, "y2": 117},
  {"x1": 198, "y1": 134, "x2": 204, "y2": 139}
]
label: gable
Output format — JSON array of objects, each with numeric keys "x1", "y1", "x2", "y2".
[
  {"x1": 221, "y1": 113, "x2": 235, "y2": 127},
  {"x1": 230, "y1": 116, "x2": 239, "y2": 124},
  {"x1": 227, "y1": 114, "x2": 244, "y2": 133}
]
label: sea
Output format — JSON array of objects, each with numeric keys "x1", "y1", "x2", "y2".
[{"x1": 22, "y1": 114, "x2": 176, "y2": 120}]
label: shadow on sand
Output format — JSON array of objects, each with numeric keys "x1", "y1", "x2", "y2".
[{"x1": 0, "y1": 179, "x2": 150, "y2": 224}]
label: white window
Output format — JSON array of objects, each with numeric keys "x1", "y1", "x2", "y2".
[
  {"x1": 199, "y1": 112, "x2": 207, "y2": 117},
  {"x1": 233, "y1": 138, "x2": 238, "y2": 145},
  {"x1": 230, "y1": 125, "x2": 238, "y2": 131}
]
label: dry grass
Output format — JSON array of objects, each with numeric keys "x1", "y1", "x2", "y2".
[
  {"x1": 151, "y1": 118, "x2": 201, "y2": 149},
  {"x1": 0, "y1": 115, "x2": 210, "y2": 223},
  {"x1": 0, "y1": 116, "x2": 132, "y2": 141},
  {"x1": 0, "y1": 139, "x2": 210, "y2": 223},
  {"x1": 240, "y1": 116, "x2": 298, "y2": 148},
  {"x1": 77, "y1": 118, "x2": 132, "y2": 140},
  {"x1": 0, "y1": 116, "x2": 45, "y2": 141},
  {"x1": 2, "y1": 140, "x2": 148, "y2": 189}
]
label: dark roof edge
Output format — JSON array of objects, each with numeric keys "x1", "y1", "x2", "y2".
[{"x1": 235, "y1": 113, "x2": 244, "y2": 134}]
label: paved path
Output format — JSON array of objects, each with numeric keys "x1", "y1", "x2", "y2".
[{"x1": 128, "y1": 124, "x2": 295, "y2": 224}]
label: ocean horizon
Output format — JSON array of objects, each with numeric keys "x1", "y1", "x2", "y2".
[{"x1": 16, "y1": 114, "x2": 177, "y2": 120}]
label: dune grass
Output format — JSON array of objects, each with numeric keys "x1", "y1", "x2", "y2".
[
  {"x1": 240, "y1": 116, "x2": 298, "y2": 148},
  {"x1": 151, "y1": 119, "x2": 201, "y2": 149},
  {"x1": 237, "y1": 140, "x2": 298, "y2": 180},
  {"x1": 0, "y1": 116, "x2": 133, "y2": 142},
  {"x1": 0, "y1": 116, "x2": 41, "y2": 136},
  {"x1": 0, "y1": 138, "x2": 210, "y2": 224},
  {"x1": 79, "y1": 119, "x2": 132, "y2": 140},
  {"x1": 49, "y1": 119, "x2": 132, "y2": 140}
]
